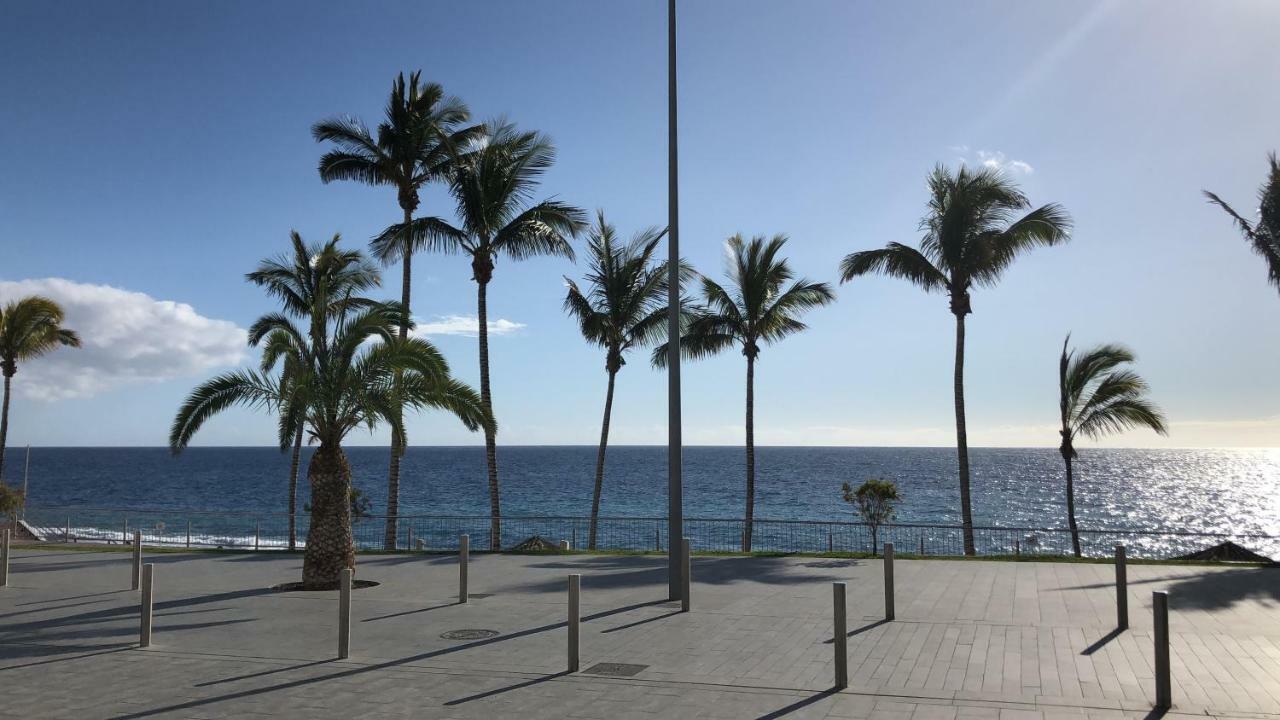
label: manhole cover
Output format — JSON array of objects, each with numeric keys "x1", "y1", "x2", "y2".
[
  {"x1": 440, "y1": 629, "x2": 500, "y2": 640},
  {"x1": 583, "y1": 662, "x2": 648, "y2": 677}
]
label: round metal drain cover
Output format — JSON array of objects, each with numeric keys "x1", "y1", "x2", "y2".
[{"x1": 440, "y1": 629, "x2": 499, "y2": 640}]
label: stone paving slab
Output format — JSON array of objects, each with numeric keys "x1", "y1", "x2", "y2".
[{"x1": 1, "y1": 549, "x2": 1278, "y2": 719}]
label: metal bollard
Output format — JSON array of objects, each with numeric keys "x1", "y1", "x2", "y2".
[
  {"x1": 1116, "y1": 544, "x2": 1128, "y2": 630},
  {"x1": 1153, "y1": 591, "x2": 1171, "y2": 709},
  {"x1": 139, "y1": 564, "x2": 154, "y2": 647},
  {"x1": 680, "y1": 537, "x2": 692, "y2": 612},
  {"x1": 833, "y1": 582, "x2": 848, "y2": 689},
  {"x1": 132, "y1": 531, "x2": 142, "y2": 591},
  {"x1": 338, "y1": 568, "x2": 352, "y2": 659},
  {"x1": 459, "y1": 534, "x2": 470, "y2": 603},
  {"x1": 568, "y1": 574, "x2": 581, "y2": 672},
  {"x1": 1, "y1": 529, "x2": 9, "y2": 587},
  {"x1": 884, "y1": 542, "x2": 895, "y2": 621},
  {"x1": 559, "y1": 540, "x2": 570, "y2": 551}
]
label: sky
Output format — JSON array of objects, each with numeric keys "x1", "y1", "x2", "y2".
[{"x1": 2, "y1": 0, "x2": 1279, "y2": 449}]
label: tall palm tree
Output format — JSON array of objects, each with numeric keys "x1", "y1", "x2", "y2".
[
  {"x1": 564, "y1": 211, "x2": 687, "y2": 549},
  {"x1": 171, "y1": 236, "x2": 491, "y2": 587},
  {"x1": 655, "y1": 234, "x2": 834, "y2": 552},
  {"x1": 1204, "y1": 152, "x2": 1280, "y2": 295},
  {"x1": 376, "y1": 120, "x2": 587, "y2": 548},
  {"x1": 0, "y1": 297, "x2": 80, "y2": 481},
  {"x1": 313, "y1": 71, "x2": 481, "y2": 550},
  {"x1": 1058, "y1": 336, "x2": 1167, "y2": 557},
  {"x1": 245, "y1": 232, "x2": 381, "y2": 551},
  {"x1": 840, "y1": 165, "x2": 1071, "y2": 555}
]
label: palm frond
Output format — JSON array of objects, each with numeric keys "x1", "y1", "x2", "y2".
[
  {"x1": 170, "y1": 370, "x2": 280, "y2": 452},
  {"x1": 839, "y1": 243, "x2": 947, "y2": 290}
]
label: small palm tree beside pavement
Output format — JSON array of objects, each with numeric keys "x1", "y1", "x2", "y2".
[
  {"x1": 655, "y1": 234, "x2": 833, "y2": 552},
  {"x1": 170, "y1": 236, "x2": 491, "y2": 588},
  {"x1": 376, "y1": 119, "x2": 587, "y2": 549},
  {"x1": 0, "y1": 296, "x2": 80, "y2": 483},
  {"x1": 1204, "y1": 152, "x2": 1280, "y2": 295},
  {"x1": 563, "y1": 211, "x2": 688, "y2": 549},
  {"x1": 839, "y1": 165, "x2": 1071, "y2": 555},
  {"x1": 313, "y1": 71, "x2": 481, "y2": 550},
  {"x1": 1058, "y1": 335, "x2": 1167, "y2": 557}
]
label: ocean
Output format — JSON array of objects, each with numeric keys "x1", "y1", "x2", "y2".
[{"x1": 13, "y1": 446, "x2": 1280, "y2": 541}]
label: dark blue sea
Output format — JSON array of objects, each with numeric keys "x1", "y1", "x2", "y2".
[{"x1": 13, "y1": 446, "x2": 1280, "y2": 552}]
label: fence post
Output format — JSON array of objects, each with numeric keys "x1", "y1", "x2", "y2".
[
  {"x1": 1015, "y1": 538, "x2": 1021, "y2": 557},
  {"x1": 568, "y1": 574, "x2": 581, "y2": 672},
  {"x1": 65, "y1": 517, "x2": 71, "y2": 543},
  {"x1": 918, "y1": 534, "x2": 924, "y2": 556},
  {"x1": 884, "y1": 542, "x2": 895, "y2": 621},
  {"x1": 680, "y1": 537, "x2": 692, "y2": 612},
  {"x1": 0, "y1": 529, "x2": 9, "y2": 588},
  {"x1": 132, "y1": 531, "x2": 142, "y2": 591},
  {"x1": 1115, "y1": 544, "x2": 1128, "y2": 630},
  {"x1": 1153, "y1": 590, "x2": 1171, "y2": 709},
  {"x1": 338, "y1": 568, "x2": 352, "y2": 659},
  {"x1": 572, "y1": 526, "x2": 577, "y2": 550},
  {"x1": 828, "y1": 532, "x2": 833, "y2": 553},
  {"x1": 186, "y1": 519, "x2": 191, "y2": 549},
  {"x1": 833, "y1": 581, "x2": 848, "y2": 689},
  {"x1": 407, "y1": 526, "x2": 413, "y2": 550},
  {"x1": 122, "y1": 518, "x2": 128, "y2": 544},
  {"x1": 139, "y1": 564, "x2": 154, "y2": 647},
  {"x1": 654, "y1": 526, "x2": 660, "y2": 552},
  {"x1": 459, "y1": 534, "x2": 469, "y2": 603},
  {"x1": 254, "y1": 521, "x2": 260, "y2": 552}
]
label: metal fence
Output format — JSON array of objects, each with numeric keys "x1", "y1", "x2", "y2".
[{"x1": 17, "y1": 506, "x2": 1280, "y2": 560}]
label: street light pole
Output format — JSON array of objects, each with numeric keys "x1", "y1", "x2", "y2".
[{"x1": 666, "y1": 0, "x2": 684, "y2": 602}]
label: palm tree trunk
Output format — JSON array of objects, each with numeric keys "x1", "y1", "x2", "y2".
[
  {"x1": 287, "y1": 423, "x2": 303, "y2": 551},
  {"x1": 0, "y1": 373, "x2": 10, "y2": 483},
  {"x1": 744, "y1": 354, "x2": 755, "y2": 553},
  {"x1": 383, "y1": 206, "x2": 415, "y2": 551},
  {"x1": 477, "y1": 277, "x2": 501, "y2": 549},
  {"x1": 1064, "y1": 454, "x2": 1081, "y2": 557},
  {"x1": 589, "y1": 368, "x2": 618, "y2": 550},
  {"x1": 302, "y1": 442, "x2": 354, "y2": 589},
  {"x1": 953, "y1": 313, "x2": 976, "y2": 556}
]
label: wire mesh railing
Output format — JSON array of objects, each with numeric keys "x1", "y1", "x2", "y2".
[{"x1": 15, "y1": 506, "x2": 1280, "y2": 560}]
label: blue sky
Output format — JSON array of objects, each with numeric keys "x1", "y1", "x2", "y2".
[{"x1": 2, "y1": 0, "x2": 1278, "y2": 448}]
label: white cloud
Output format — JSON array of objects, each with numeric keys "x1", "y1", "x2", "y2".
[
  {"x1": 412, "y1": 314, "x2": 526, "y2": 338},
  {"x1": 953, "y1": 148, "x2": 1035, "y2": 176},
  {"x1": 0, "y1": 278, "x2": 247, "y2": 400}
]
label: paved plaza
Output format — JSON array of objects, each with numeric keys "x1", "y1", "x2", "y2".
[{"x1": 1, "y1": 548, "x2": 1279, "y2": 719}]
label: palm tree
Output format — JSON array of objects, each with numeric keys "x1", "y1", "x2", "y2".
[
  {"x1": 840, "y1": 165, "x2": 1071, "y2": 555},
  {"x1": 564, "y1": 211, "x2": 687, "y2": 549},
  {"x1": 245, "y1": 232, "x2": 381, "y2": 551},
  {"x1": 376, "y1": 120, "x2": 586, "y2": 548},
  {"x1": 0, "y1": 297, "x2": 80, "y2": 481},
  {"x1": 170, "y1": 236, "x2": 491, "y2": 588},
  {"x1": 313, "y1": 71, "x2": 481, "y2": 550},
  {"x1": 655, "y1": 234, "x2": 833, "y2": 552},
  {"x1": 1204, "y1": 152, "x2": 1280, "y2": 294},
  {"x1": 1058, "y1": 336, "x2": 1167, "y2": 557}
]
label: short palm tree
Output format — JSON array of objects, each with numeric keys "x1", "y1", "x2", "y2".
[
  {"x1": 170, "y1": 236, "x2": 490, "y2": 588},
  {"x1": 840, "y1": 165, "x2": 1071, "y2": 555},
  {"x1": 655, "y1": 234, "x2": 834, "y2": 552},
  {"x1": 245, "y1": 232, "x2": 381, "y2": 551},
  {"x1": 0, "y1": 297, "x2": 80, "y2": 481},
  {"x1": 564, "y1": 211, "x2": 686, "y2": 549},
  {"x1": 313, "y1": 71, "x2": 481, "y2": 550},
  {"x1": 1204, "y1": 152, "x2": 1280, "y2": 295},
  {"x1": 1058, "y1": 336, "x2": 1167, "y2": 557},
  {"x1": 376, "y1": 119, "x2": 586, "y2": 548}
]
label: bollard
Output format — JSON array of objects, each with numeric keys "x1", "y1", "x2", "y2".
[
  {"x1": 139, "y1": 564, "x2": 154, "y2": 647},
  {"x1": 1, "y1": 529, "x2": 9, "y2": 588},
  {"x1": 655, "y1": 527, "x2": 660, "y2": 552},
  {"x1": 568, "y1": 574, "x2": 581, "y2": 672},
  {"x1": 680, "y1": 537, "x2": 692, "y2": 612},
  {"x1": 1116, "y1": 544, "x2": 1129, "y2": 630},
  {"x1": 1153, "y1": 591, "x2": 1171, "y2": 709},
  {"x1": 459, "y1": 534, "x2": 470, "y2": 603},
  {"x1": 254, "y1": 522, "x2": 260, "y2": 551},
  {"x1": 559, "y1": 540, "x2": 570, "y2": 551},
  {"x1": 132, "y1": 531, "x2": 142, "y2": 591},
  {"x1": 338, "y1": 568, "x2": 352, "y2": 659},
  {"x1": 884, "y1": 542, "x2": 895, "y2": 621},
  {"x1": 186, "y1": 519, "x2": 192, "y2": 549},
  {"x1": 833, "y1": 582, "x2": 848, "y2": 689}
]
